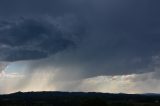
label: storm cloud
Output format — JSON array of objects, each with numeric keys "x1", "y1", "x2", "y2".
[
  {"x1": 1, "y1": 0, "x2": 160, "y2": 74},
  {"x1": 0, "y1": 0, "x2": 160, "y2": 74},
  {"x1": 0, "y1": 16, "x2": 83, "y2": 62}
]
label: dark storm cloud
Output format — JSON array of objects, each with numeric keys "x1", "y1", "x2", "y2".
[
  {"x1": 0, "y1": 16, "x2": 82, "y2": 61},
  {"x1": 42, "y1": 0, "x2": 160, "y2": 76},
  {"x1": 1, "y1": 0, "x2": 160, "y2": 76}
]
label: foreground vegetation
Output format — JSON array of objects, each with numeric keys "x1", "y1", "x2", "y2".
[{"x1": 0, "y1": 92, "x2": 160, "y2": 106}]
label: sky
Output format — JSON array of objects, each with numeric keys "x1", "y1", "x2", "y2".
[{"x1": 1, "y1": 0, "x2": 160, "y2": 94}]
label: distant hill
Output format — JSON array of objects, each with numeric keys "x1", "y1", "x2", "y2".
[{"x1": 1, "y1": 91, "x2": 160, "y2": 106}]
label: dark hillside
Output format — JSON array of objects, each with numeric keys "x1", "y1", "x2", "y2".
[{"x1": 0, "y1": 92, "x2": 160, "y2": 106}]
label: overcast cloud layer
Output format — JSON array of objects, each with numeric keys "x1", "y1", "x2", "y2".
[{"x1": 1, "y1": 0, "x2": 160, "y2": 93}]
